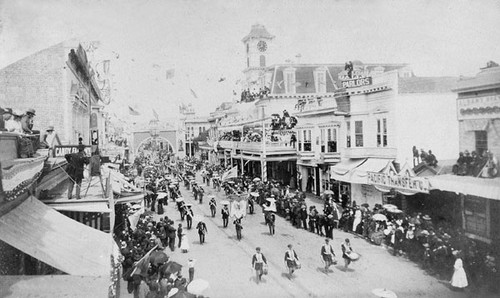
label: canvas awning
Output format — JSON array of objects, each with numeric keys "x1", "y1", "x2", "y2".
[
  {"x1": 428, "y1": 174, "x2": 500, "y2": 201},
  {"x1": 349, "y1": 158, "x2": 393, "y2": 184},
  {"x1": 330, "y1": 159, "x2": 366, "y2": 182},
  {"x1": 0, "y1": 196, "x2": 112, "y2": 276},
  {"x1": 48, "y1": 201, "x2": 111, "y2": 213}
]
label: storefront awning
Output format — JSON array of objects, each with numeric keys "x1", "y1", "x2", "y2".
[
  {"x1": 330, "y1": 159, "x2": 366, "y2": 182},
  {"x1": 428, "y1": 175, "x2": 500, "y2": 201},
  {"x1": 0, "y1": 197, "x2": 112, "y2": 276},
  {"x1": 48, "y1": 201, "x2": 111, "y2": 213},
  {"x1": 349, "y1": 158, "x2": 393, "y2": 184}
]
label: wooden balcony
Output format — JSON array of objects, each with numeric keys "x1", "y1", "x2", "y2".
[{"x1": 218, "y1": 140, "x2": 296, "y2": 154}]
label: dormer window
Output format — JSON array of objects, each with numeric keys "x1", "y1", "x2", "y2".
[
  {"x1": 314, "y1": 67, "x2": 327, "y2": 93},
  {"x1": 283, "y1": 67, "x2": 296, "y2": 94}
]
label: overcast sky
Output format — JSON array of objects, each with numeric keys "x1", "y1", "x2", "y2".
[{"x1": 1, "y1": 0, "x2": 499, "y2": 119}]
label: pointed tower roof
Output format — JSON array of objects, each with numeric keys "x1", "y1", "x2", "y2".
[{"x1": 242, "y1": 24, "x2": 275, "y2": 42}]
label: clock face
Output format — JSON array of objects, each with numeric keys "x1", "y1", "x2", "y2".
[{"x1": 257, "y1": 40, "x2": 267, "y2": 52}]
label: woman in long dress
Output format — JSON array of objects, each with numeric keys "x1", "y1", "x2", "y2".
[
  {"x1": 450, "y1": 251, "x2": 468, "y2": 290},
  {"x1": 180, "y1": 233, "x2": 190, "y2": 253}
]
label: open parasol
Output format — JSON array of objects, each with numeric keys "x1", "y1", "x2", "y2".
[
  {"x1": 382, "y1": 204, "x2": 398, "y2": 210},
  {"x1": 372, "y1": 288, "x2": 397, "y2": 298},
  {"x1": 187, "y1": 279, "x2": 210, "y2": 295},
  {"x1": 323, "y1": 190, "x2": 334, "y2": 195},
  {"x1": 252, "y1": 177, "x2": 261, "y2": 182},
  {"x1": 266, "y1": 197, "x2": 276, "y2": 202},
  {"x1": 157, "y1": 192, "x2": 168, "y2": 199},
  {"x1": 176, "y1": 197, "x2": 185, "y2": 202},
  {"x1": 264, "y1": 206, "x2": 276, "y2": 212},
  {"x1": 150, "y1": 251, "x2": 169, "y2": 266},
  {"x1": 388, "y1": 208, "x2": 403, "y2": 213},
  {"x1": 161, "y1": 261, "x2": 183, "y2": 275},
  {"x1": 171, "y1": 290, "x2": 196, "y2": 298},
  {"x1": 250, "y1": 192, "x2": 259, "y2": 197},
  {"x1": 220, "y1": 200, "x2": 230, "y2": 205},
  {"x1": 372, "y1": 213, "x2": 388, "y2": 221}
]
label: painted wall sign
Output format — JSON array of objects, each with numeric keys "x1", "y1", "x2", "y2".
[
  {"x1": 341, "y1": 77, "x2": 373, "y2": 89},
  {"x1": 367, "y1": 171, "x2": 430, "y2": 193},
  {"x1": 457, "y1": 95, "x2": 500, "y2": 120}
]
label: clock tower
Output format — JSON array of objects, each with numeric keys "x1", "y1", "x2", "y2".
[{"x1": 242, "y1": 24, "x2": 274, "y2": 91}]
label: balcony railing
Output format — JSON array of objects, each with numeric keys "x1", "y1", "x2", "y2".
[{"x1": 218, "y1": 140, "x2": 296, "y2": 153}]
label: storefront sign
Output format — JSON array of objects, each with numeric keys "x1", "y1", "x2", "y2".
[
  {"x1": 367, "y1": 171, "x2": 430, "y2": 193},
  {"x1": 338, "y1": 69, "x2": 370, "y2": 81},
  {"x1": 457, "y1": 95, "x2": 500, "y2": 120},
  {"x1": 341, "y1": 77, "x2": 373, "y2": 89},
  {"x1": 53, "y1": 145, "x2": 91, "y2": 157}
]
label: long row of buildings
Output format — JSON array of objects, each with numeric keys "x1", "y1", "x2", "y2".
[{"x1": 187, "y1": 24, "x2": 500, "y2": 250}]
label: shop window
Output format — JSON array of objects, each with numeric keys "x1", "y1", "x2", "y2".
[
  {"x1": 464, "y1": 196, "x2": 488, "y2": 238},
  {"x1": 355, "y1": 121, "x2": 363, "y2": 147},
  {"x1": 475, "y1": 131, "x2": 488, "y2": 156},
  {"x1": 377, "y1": 118, "x2": 388, "y2": 147},
  {"x1": 346, "y1": 121, "x2": 351, "y2": 148}
]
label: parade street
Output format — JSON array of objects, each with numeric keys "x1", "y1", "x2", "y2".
[{"x1": 125, "y1": 173, "x2": 481, "y2": 298}]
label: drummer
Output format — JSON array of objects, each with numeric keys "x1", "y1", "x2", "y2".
[{"x1": 341, "y1": 238, "x2": 354, "y2": 270}]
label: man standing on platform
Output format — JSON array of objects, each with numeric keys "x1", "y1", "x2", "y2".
[{"x1": 65, "y1": 144, "x2": 89, "y2": 200}]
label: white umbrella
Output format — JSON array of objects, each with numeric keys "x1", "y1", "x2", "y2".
[
  {"x1": 157, "y1": 192, "x2": 168, "y2": 199},
  {"x1": 187, "y1": 279, "x2": 210, "y2": 295},
  {"x1": 250, "y1": 192, "x2": 259, "y2": 197},
  {"x1": 383, "y1": 204, "x2": 398, "y2": 210},
  {"x1": 266, "y1": 197, "x2": 276, "y2": 202},
  {"x1": 175, "y1": 197, "x2": 185, "y2": 202},
  {"x1": 372, "y1": 288, "x2": 397, "y2": 298},
  {"x1": 252, "y1": 177, "x2": 261, "y2": 182},
  {"x1": 372, "y1": 214, "x2": 388, "y2": 221}
]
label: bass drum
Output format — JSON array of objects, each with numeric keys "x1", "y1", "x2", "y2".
[{"x1": 347, "y1": 252, "x2": 360, "y2": 261}]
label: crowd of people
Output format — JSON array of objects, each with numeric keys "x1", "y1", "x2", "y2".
[
  {"x1": 113, "y1": 149, "x2": 499, "y2": 296},
  {"x1": 239, "y1": 87, "x2": 270, "y2": 103},
  {"x1": 412, "y1": 146, "x2": 438, "y2": 167},
  {"x1": 453, "y1": 150, "x2": 499, "y2": 178}
]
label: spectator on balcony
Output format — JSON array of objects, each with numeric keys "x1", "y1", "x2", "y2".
[
  {"x1": 412, "y1": 146, "x2": 419, "y2": 166},
  {"x1": 426, "y1": 150, "x2": 438, "y2": 167},
  {"x1": 290, "y1": 133, "x2": 297, "y2": 148},
  {"x1": 5, "y1": 109, "x2": 23, "y2": 133},
  {"x1": 41, "y1": 126, "x2": 62, "y2": 150},
  {"x1": 420, "y1": 149, "x2": 428, "y2": 164},
  {"x1": 21, "y1": 108, "x2": 36, "y2": 134}
]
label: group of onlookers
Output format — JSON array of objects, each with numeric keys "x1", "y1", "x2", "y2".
[{"x1": 453, "y1": 150, "x2": 499, "y2": 178}]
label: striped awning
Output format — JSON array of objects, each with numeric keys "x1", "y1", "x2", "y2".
[{"x1": 0, "y1": 196, "x2": 112, "y2": 276}]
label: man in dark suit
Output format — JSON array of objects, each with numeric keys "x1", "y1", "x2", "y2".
[{"x1": 65, "y1": 145, "x2": 89, "y2": 200}]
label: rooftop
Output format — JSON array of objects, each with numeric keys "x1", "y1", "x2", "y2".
[
  {"x1": 454, "y1": 64, "x2": 500, "y2": 92},
  {"x1": 398, "y1": 76, "x2": 458, "y2": 94},
  {"x1": 242, "y1": 24, "x2": 275, "y2": 42}
]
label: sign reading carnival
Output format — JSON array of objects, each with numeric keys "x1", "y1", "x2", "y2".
[{"x1": 367, "y1": 162, "x2": 430, "y2": 194}]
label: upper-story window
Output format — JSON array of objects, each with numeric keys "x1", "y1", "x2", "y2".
[
  {"x1": 260, "y1": 55, "x2": 266, "y2": 67},
  {"x1": 298, "y1": 129, "x2": 312, "y2": 152},
  {"x1": 321, "y1": 127, "x2": 337, "y2": 153},
  {"x1": 284, "y1": 68, "x2": 296, "y2": 94},
  {"x1": 346, "y1": 121, "x2": 351, "y2": 148},
  {"x1": 314, "y1": 67, "x2": 327, "y2": 93},
  {"x1": 377, "y1": 118, "x2": 388, "y2": 147},
  {"x1": 355, "y1": 121, "x2": 363, "y2": 147}
]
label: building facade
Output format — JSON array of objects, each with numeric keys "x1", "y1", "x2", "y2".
[{"x1": 0, "y1": 41, "x2": 107, "y2": 146}]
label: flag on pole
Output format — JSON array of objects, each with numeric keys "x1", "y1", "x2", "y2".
[
  {"x1": 221, "y1": 166, "x2": 238, "y2": 181},
  {"x1": 166, "y1": 68, "x2": 175, "y2": 80},
  {"x1": 190, "y1": 88, "x2": 198, "y2": 99},
  {"x1": 128, "y1": 106, "x2": 140, "y2": 116},
  {"x1": 130, "y1": 245, "x2": 158, "y2": 277},
  {"x1": 152, "y1": 108, "x2": 159, "y2": 120}
]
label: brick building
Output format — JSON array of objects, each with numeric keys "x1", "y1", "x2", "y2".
[{"x1": 0, "y1": 41, "x2": 105, "y2": 145}]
